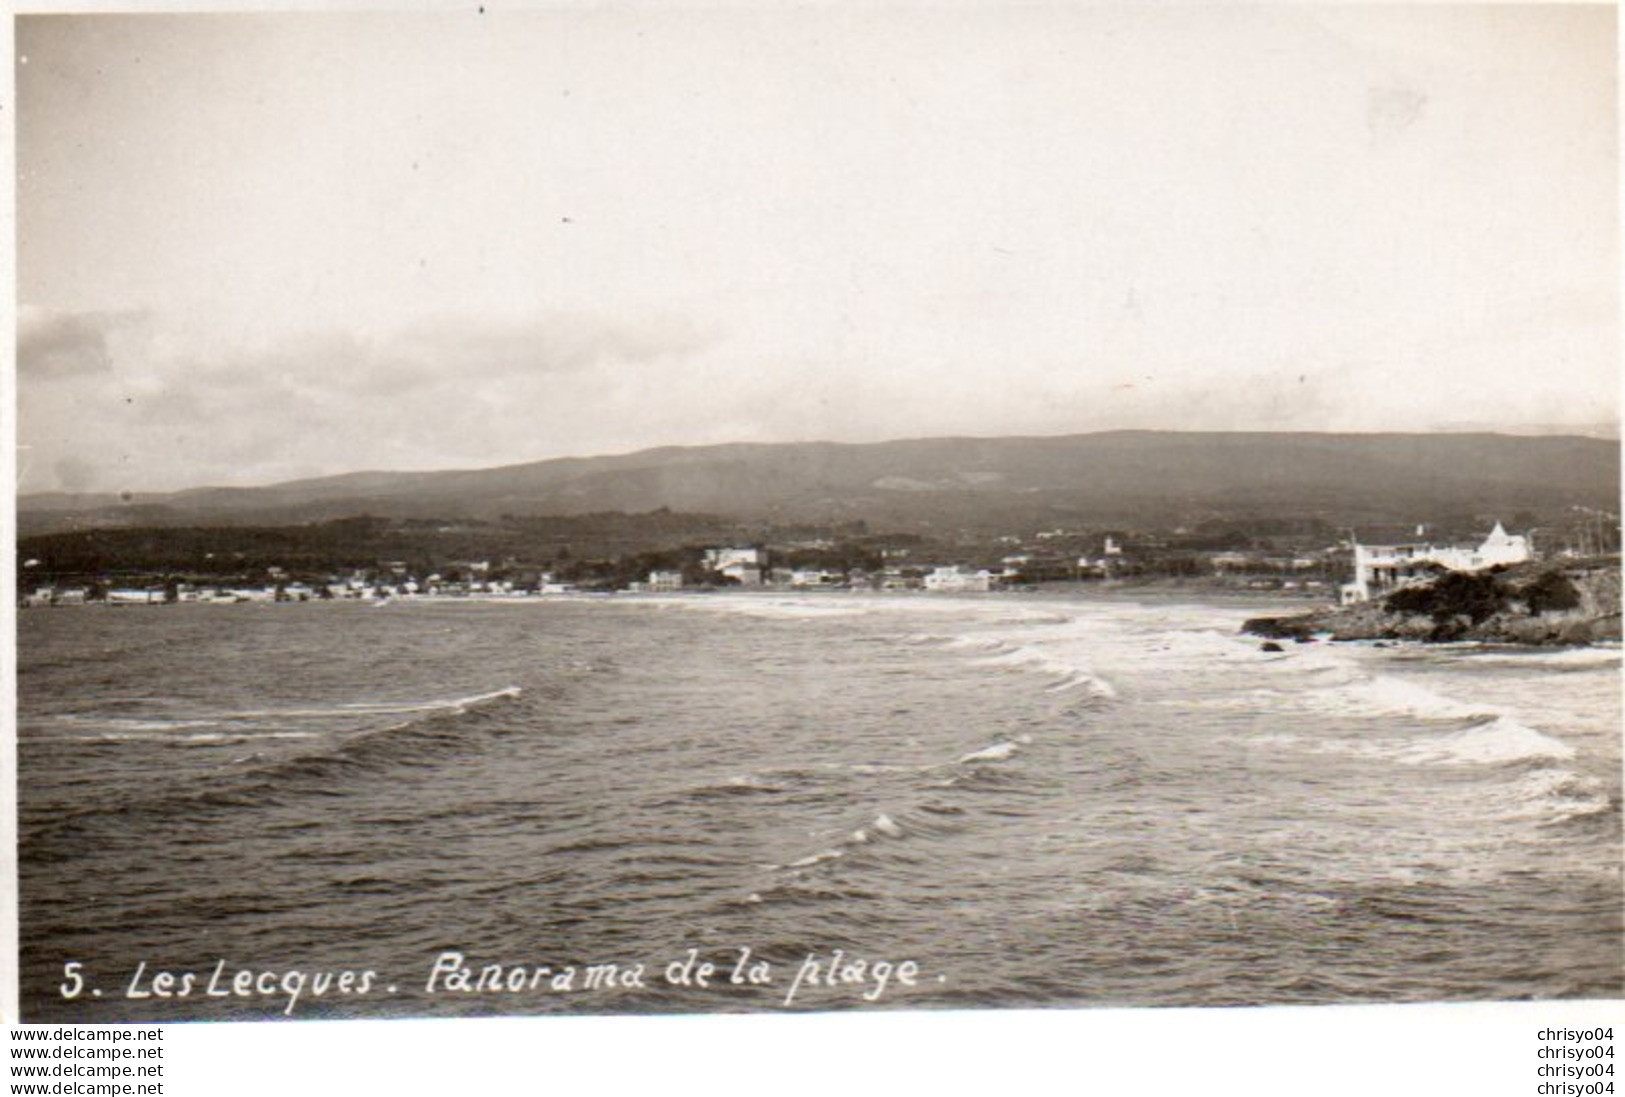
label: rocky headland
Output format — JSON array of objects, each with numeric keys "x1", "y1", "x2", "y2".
[{"x1": 1243, "y1": 558, "x2": 1622, "y2": 646}]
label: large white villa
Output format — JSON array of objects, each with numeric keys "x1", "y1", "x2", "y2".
[
  {"x1": 1339, "y1": 521, "x2": 1532, "y2": 605},
  {"x1": 704, "y1": 546, "x2": 765, "y2": 586}
]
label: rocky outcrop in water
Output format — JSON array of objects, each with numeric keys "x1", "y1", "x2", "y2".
[{"x1": 1243, "y1": 559, "x2": 1621, "y2": 645}]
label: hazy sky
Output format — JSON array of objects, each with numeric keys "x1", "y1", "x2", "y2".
[{"x1": 15, "y1": 5, "x2": 1619, "y2": 493}]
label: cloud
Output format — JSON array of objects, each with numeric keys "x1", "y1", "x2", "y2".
[
  {"x1": 17, "y1": 307, "x2": 147, "y2": 379},
  {"x1": 17, "y1": 290, "x2": 1613, "y2": 496},
  {"x1": 16, "y1": 308, "x2": 725, "y2": 492},
  {"x1": 51, "y1": 456, "x2": 98, "y2": 493},
  {"x1": 394, "y1": 312, "x2": 717, "y2": 383},
  {"x1": 159, "y1": 312, "x2": 720, "y2": 401}
]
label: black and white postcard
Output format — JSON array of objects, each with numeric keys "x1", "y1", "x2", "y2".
[{"x1": 8, "y1": 3, "x2": 1620, "y2": 1088}]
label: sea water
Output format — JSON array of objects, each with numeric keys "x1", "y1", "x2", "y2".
[{"x1": 16, "y1": 593, "x2": 1621, "y2": 1020}]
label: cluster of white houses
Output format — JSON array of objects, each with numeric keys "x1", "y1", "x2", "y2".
[
  {"x1": 631, "y1": 551, "x2": 998, "y2": 593},
  {"x1": 628, "y1": 547, "x2": 999, "y2": 593},
  {"x1": 558, "y1": 520, "x2": 1533, "y2": 602},
  {"x1": 23, "y1": 522, "x2": 1548, "y2": 607},
  {"x1": 23, "y1": 573, "x2": 581, "y2": 607}
]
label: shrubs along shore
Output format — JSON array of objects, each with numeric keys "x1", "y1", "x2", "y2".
[{"x1": 1243, "y1": 559, "x2": 1621, "y2": 646}]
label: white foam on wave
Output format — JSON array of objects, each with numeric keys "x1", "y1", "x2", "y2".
[
  {"x1": 1352, "y1": 675, "x2": 1495, "y2": 720},
  {"x1": 850, "y1": 807, "x2": 913, "y2": 848},
  {"x1": 45, "y1": 731, "x2": 320, "y2": 745},
  {"x1": 1490, "y1": 768, "x2": 1614, "y2": 823},
  {"x1": 52, "y1": 716, "x2": 223, "y2": 732},
  {"x1": 972, "y1": 645, "x2": 1118, "y2": 698},
  {"x1": 844, "y1": 762, "x2": 912, "y2": 775},
  {"x1": 1049, "y1": 672, "x2": 1118, "y2": 697},
  {"x1": 1396, "y1": 716, "x2": 1576, "y2": 766},
  {"x1": 39, "y1": 687, "x2": 527, "y2": 746},
  {"x1": 851, "y1": 811, "x2": 907, "y2": 844},
  {"x1": 958, "y1": 741, "x2": 1020, "y2": 764},
  {"x1": 1273, "y1": 672, "x2": 1496, "y2": 723},
  {"x1": 1238, "y1": 714, "x2": 1576, "y2": 767},
  {"x1": 216, "y1": 686, "x2": 523, "y2": 721},
  {"x1": 1464, "y1": 648, "x2": 1622, "y2": 670},
  {"x1": 992, "y1": 612, "x2": 1074, "y2": 626},
  {"x1": 648, "y1": 595, "x2": 875, "y2": 621},
  {"x1": 1180, "y1": 642, "x2": 1599, "y2": 772},
  {"x1": 945, "y1": 635, "x2": 1018, "y2": 654},
  {"x1": 348, "y1": 686, "x2": 522, "y2": 713}
]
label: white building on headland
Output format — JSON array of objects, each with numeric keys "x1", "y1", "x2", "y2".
[{"x1": 1340, "y1": 521, "x2": 1531, "y2": 605}]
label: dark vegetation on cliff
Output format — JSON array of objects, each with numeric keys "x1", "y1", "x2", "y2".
[{"x1": 1244, "y1": 559, "x2": 1620, "y2": 646}]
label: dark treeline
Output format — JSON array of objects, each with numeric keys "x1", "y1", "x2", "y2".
[
  {"x1": 29, "y1": 505, "x2": 1607, "y2": 596},
  {"x1": 18, "y1": 510, "x2": 745, "y2": 579},
  {"x1": 18, "y1": 511, "x2": 933, "y2": 588}
]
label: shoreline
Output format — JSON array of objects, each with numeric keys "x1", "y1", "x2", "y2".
[{"x1": 20, "y1": 576, "x2": 1335, "y2": 609}]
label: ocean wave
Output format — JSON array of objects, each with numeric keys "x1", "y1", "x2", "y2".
[
  {"x1": 37, "y1": 731, "x2": 321, "y2": 745},
  {"x1": 48, "y1": 716, "x2": 228, "y2": 732},
  {"x1": 27, "y1": 691, "x2": 522, "y2": 744},
  {"x1": 1396, "y1": 716, "x2": 1576, "y2": 766},
  {"x1": 958, "y1": 741, "x2": 1020, "y2": 764},
  {"x1": 1346, "y1": 675, "x2": 1496, "y2": 721},
  {"x1": 991, "y1": 612, "x2": 1074, "y2": 626},
  {"x1": 944, "y1": 636, "x2": 1019, "y2": 654},
  {"x1": 842, "y1": 762, "x2": 920, "y2": 775},
  {"x1": 971, "y1": 645, "x2": 1118, "y2": 698},
  {"x1": 37, "y1": 688, "x2": 526, "y2": 736},
  {"x1": 782, "y1": 849, "x2": 845, "y2": 869},
  {"x1": 241, "y1": 687, "x2": 524, "y2": 779},
  {"x1": 1460, "y1": 648, "x2": 1623, "y2": 670},
  {"x1": 1492, "y1": 768, "x2": 1615, "y2": 824},
  {"x1": 21, "y1": 685, "x2": 526, "y2": 854},
  {"x1": 214, "y1": 687, "x2": 523, "y2": 721},
  {"x1": 773, "y1": 804, "x2": 945, "y2": 877},
  {"x1": 851, "y1": 813, "x2": 906, "y2": 844},
  {"x1": 652, "y1": 596, "x2": 875, "y2": 621},
  {"x1": 1242, "y1": 714, "x2": 1576, "y2": 769},
  {"x1": 1256, "y1": 670, "x2": 1496, "y2": 723},
  {"x1": 642, "y1": 774, "x2": 788, "y2": 806}
]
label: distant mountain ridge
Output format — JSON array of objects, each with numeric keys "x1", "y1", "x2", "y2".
[{"x1": 18, "y1": 430, "x2": 1621, "y2": 536}]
